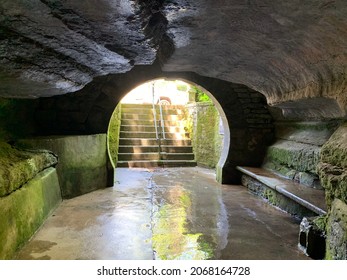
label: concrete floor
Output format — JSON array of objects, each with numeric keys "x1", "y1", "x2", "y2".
[{"x1": 16, "y1": 167, "x2": 309, "y2": 260}]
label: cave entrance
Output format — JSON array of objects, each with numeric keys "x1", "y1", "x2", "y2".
[{"x1": 107, "y1": 78, "x2": 230, "y2": 182}]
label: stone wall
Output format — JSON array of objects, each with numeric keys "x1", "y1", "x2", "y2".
[
  {"x1": 33, "y1": 70, "x2": 274, "y2": 184},
  {"x1": 186, "y1": 102, "x2": 223, "y2": 168},
  {"x1": 0, "y1": 98, "x2": 37, "y2": 141},
  {"x1": 263, "y1": 121, "x2": 339, "y2": 188},
  {"x1": 0, "y1": 142, "x2": 57, "y2": 196},
  {"x1": 0, "y1": 166, "x2": 61, "y2": 259},
  {"x1": 16, "y1": 134, "x2": 112, "y2": 199},
  {"x1": 107, "y1": 104, "x2": 122, "y2": 168},
  {"x1": 317, "y1": 122, "x2": 347, "y2": 259}
]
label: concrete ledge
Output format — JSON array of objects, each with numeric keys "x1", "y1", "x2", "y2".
[
  {"x1": 0, "y1": 167, "x2": 61, "y2": 259},
  {"x1": 237, "y1": 166, "x2": 327, "y2": 217},
  {"x1": 0, "y1": 142, "x2": 57, "y2": 197},
  {"x1": 17, "y1": 134, "x2": 111, "y2": 199}
]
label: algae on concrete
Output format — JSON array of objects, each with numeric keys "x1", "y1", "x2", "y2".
[
  {"x1": 0, "y1": 167, "x2": 61, "y2": 259},
  {"x1": 265, "y1": 140, "x2": 320, "y2": 174},
  {"x1": 16, "y1": 134, "x2": 109, "y2": 199},
  {"x1": 317, "y1": 122, "x2": 347, "y2": 208},
  {"x1": 316, "y1": 122, "x2": 347, "y2": 260},
  {"x1": 186, "y1": 102, "x2": 223, "y2": 169},
  {"x1": 107, "y1": 104, "x2": 121, "y2": 168},
  {"x1": 0, "y1": 142, "x2": 57, "y2": 197}
]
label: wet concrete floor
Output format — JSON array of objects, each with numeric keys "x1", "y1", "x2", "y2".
[{"x1": 16, "y1": 167, "x2": 309, "y2": 260}]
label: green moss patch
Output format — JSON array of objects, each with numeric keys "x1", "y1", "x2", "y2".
[
  {"x1": 265, "y1": 140, "x2": 320, "y2": 174},
  {"x1": 107, "y1": 104, "x2": 121, "y2": 167},
  {"x1": 325, "y1": 199, "x2": 347, "y2": 260},
  {"x1": 319, "y1": 122, "x2": 347, "y2": 168},
  {"x1": 188, "y1": 102, "x2": 223, "y2": 168},
  {"x1": 317, "y1": 122, "x2": 347, "y2": 207},
  {"x1": 0, "y1": 167, "x2": 61, "y2": 259},
  {"x1": 16, "y1": 134, "x2": 108, "y2": 199},
  {"x1": 0, "y1": 142, "x2": 57, "y2": 197}
]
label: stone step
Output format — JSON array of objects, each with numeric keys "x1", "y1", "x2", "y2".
[
  {"x1": 118, "y1": 152, "x2": 195, "y2": 161},
  {"x1": 118, "y1": 145, "x2": 193, "y2": 153},
  {"x1": 118, "y1": 153, "x2": 159, "y2": 161},
  {"x1": 119, "y1": 131, "x2": 189, "y2": 139},
  {"x1": 119, "y1": 138, "x2": 192, "y2": 146},
  {"x1": 237, "y1": 166, "x2": 327, "y2": 218},
  {"x1": 121, "y1": 119, "x2": 185, "y2": 127},
  {"x1": 121, "y1": 107, "x2": 185, "y2": 115},
  {"x1": 117, "y1": 160, "x2": 197, "y2": 168},
  {"x1": 121, "y1": 104, "x2": 185, "y2": 110},
  {"x1": 120, "y1": 125, "x2": 186, "y2": 133},
  {"x1": 121, "y1": 113, "x2": 184, "y2": 121},
  {"x1": 117, "y1": 104, "x2": 194, "y2": 169}
]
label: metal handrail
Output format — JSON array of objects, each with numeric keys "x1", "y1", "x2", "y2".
[
  {"x1": 158, "y1": 97, "x2": 166, "y2": 140},
  {"x1": 152, "y1": 82, "x2": 159, "y2": 140}
]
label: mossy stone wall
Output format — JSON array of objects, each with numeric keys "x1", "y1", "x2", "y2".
[
  {"x1": 107, "y1": 104, "x2": 121, "y2": 168},
  {"x1": 186, "y1": 102, "x2": 223, "y2": 168},
  {"x1": 0, "y1": 167, "x2": 61, "y2": 259},
  {"x1": 316, "y1": 122, "x2": 347, "y2": 259},
  {"x1": 0, "y1": 142, "x2": 58, "y2": 197},
  {"x1": 16, "y1": 134, "x2": 111, "y2": 199},
  {"x1": 317, "y1": 122, "x2": 347, "y2": 208},
  {"x1": 263, "y1": 121, "x2": 338, "y2": 188},
  {"x1": 325, "y1": 199, "x2": 347, "y2": 260}
]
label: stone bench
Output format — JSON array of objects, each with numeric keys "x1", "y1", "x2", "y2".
[{"x1": 236, "y1": 166, "x2": 327, "y2": 219}]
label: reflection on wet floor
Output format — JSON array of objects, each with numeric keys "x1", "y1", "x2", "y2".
[
  {"x1": 16, "y1": 167, "x2": 308, "y2": 260},
  {"x1": 151, "y1": 169, "x2": 227, "y2": 260}
]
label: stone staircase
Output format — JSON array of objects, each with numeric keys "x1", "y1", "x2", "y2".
[{"x1": 117, "y1": 104, "x2": 197, "y2": 168}]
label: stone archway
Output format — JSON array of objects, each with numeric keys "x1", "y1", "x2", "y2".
[
  {"x1": 106, "y1": 78, "x2": 231, "y2": 183},
  {"x1": 35, "y1": 65, "x2": 275, "y2": 184}
]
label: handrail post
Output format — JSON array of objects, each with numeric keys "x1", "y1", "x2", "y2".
[
  {"x1": 158, "y1": 97, "x2": 166, "y2": 140},
  {"x1": 152, "y1": 82, "x2": 159, "y2": 140}
]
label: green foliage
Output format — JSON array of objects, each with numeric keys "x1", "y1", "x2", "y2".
[{"x1": 189, "y1": 86, "x2": 211, "y2": 102}]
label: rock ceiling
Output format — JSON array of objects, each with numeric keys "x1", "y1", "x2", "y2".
[{"x1": 0, "y1": 0, "x2": 346, "y2": 116}]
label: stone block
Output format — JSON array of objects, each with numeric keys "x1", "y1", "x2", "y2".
[
  {"x1": 0, "y1": 167, "x2": 61, "y2": 259},
  {"x1": 325, "y1": 199, "x2": 347, "y2": 260},
  {"x1": 241, "y1": 174, "x2": 317, "y2": 219},
  {"x1": 317, "y1": 122, "x2": 347, "y2": 207},
  {"x1": 16, "y1": 134, "x2": 110, "y2": 199},
  {"x1": 265, "y1": 140, "x2": 320, "y2": 174},
  {"x1": 0, "y1": 142, "x2": 57, "y2": 197}
]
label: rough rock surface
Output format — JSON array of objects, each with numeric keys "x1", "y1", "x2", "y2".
[
  {"x1": 262, "y1": 121, "x2": 340, "y2": 188},
  {"x1": 0, "y1": 142, "x2": 58, "y2": 197},
  {"x1": 317, "y1": 122, "x2": 347, "y2": 208},
  {"x1": 163, "y1": 0, "x2": 347, "y2": 117},
  {"x1": 0, "y1": 0, "x2": 157, "y2": 97},
  {"x1": 0, "y1": 0, "x2": 346, "y2": 118},
  {"x1": 325, "y1": 199, "x2": 347, "y2": 260}
]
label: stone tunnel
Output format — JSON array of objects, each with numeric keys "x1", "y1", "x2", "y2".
[{"x1": 0, "y1": 0, "x2": 346, "y2": 260}]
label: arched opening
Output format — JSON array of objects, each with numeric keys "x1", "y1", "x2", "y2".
[
  {"x1": 107, "y1": 78, "x2": 230, "y2": 183},
  {"x1": 33, "y1": 67, "x2": 275, "y2": 186}
]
